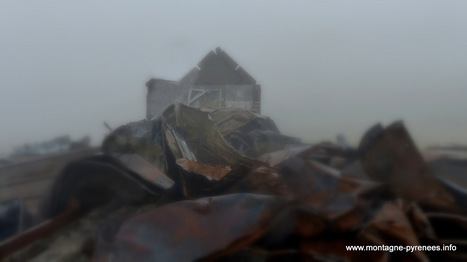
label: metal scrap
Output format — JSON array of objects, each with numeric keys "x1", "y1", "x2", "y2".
[
  {"x1": 92, "y1": 194, "x2": 282, "y2": 262},
  {"x1": 359, "y1": 121, "x2": 463, "y2": 214},
  {"x1": 175, "y1": 159, "x2": 231, "y2": 182},
  {"x1": 115, "y1": 153, "x2": 174, "y2": 190}
]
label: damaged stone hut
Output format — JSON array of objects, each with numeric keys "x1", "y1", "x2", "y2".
[{"x1": 146, "y1": 47, "x2": 261, "y2": 119}]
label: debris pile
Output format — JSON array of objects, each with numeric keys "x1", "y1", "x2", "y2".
[{"x1": 1, "y1": 104, "x2": 467, "y2": 261}]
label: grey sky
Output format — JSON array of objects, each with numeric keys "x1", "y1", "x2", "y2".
[{"x1": 1, "y1": 1, "x2": 467, "y2": 154}]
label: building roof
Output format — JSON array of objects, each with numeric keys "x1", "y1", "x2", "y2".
[{"x1": 180, "y1": 47, "x2": 257, "y2": 85}]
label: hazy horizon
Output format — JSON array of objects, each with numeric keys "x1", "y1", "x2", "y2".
[{"x1": 1, "y1": 1, "x2": 467, "y2": 155}]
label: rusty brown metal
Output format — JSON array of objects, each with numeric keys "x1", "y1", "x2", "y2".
[
  {"x1": 359, "y1": 121, "x2": 462, "y2": 214},
  {"x1": 92, "y1": 194, "x2": 281, "y2": 262},
  {"x1": 227, "y1": 165, "x2": 292, "y2": 197},
  {"x1": 176, "y1": 158, "x2": 232, "y2": 181}
]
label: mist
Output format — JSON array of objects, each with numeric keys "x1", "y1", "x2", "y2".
[{"x1": 1, "y1": 1, "x2": 467, "y2": 155}]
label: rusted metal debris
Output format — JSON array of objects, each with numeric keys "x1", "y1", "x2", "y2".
[
  {"x1": 92, "y1": 194, "x2": 282, "y2": 262},
  {"x1": 176, "y1": 158, "x2": 232, "y2": 182},
  {"x1": 359, "y1": 122, "x2": 462, "y2": 214},
  {"x1": 2, "y1": 106, "x2": 467, "y2": 261}
]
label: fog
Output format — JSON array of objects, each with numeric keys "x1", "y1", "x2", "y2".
[{"x1": 1, "y1": 1, "x2": 467, "y2": 155}]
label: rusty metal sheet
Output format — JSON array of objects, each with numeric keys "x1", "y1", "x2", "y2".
[
  {"x1": 176, "y1": 158, "x2": 231, "y2": 181},
  {"x1": 297, "y1": 201, "x2": 432, "y2": 262},
  {"x1": 92, "y1": 193, "x2": 281, "y2": 262},
  {"x1": 357, "y1": 201, "x2": 435, "y2": 262},
  {"x1": 281, "y1": 156, "x2": 382, "y2": 220},
  {"x1": 359, "y1": 121, "x2": 462, "y2": 214},
  {"x1": 203, "y1": 159, "x2": 442, "y2": 261},
  {"x1": 226, "y1": 165, "x2": 292, "y2": 197}
]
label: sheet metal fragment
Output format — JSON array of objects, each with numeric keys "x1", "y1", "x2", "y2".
[
  {"x1": 359, "y1": 121, "x2": 462, "y2": 214},
  {"x1": 93, "y1": 193, "x2": 281, "y2": 262},
  {"x1": 115, "y1": 153, "x2": 174, "y2": 190}
]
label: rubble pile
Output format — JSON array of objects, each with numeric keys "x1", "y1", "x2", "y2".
[{"x1": 1, "y1": 104, "x2": 467, "y2": 261}]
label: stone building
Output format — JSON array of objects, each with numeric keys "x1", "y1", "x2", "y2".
[{"x1": 146, "y1": 47, "x2": 261, "y2": 120}]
